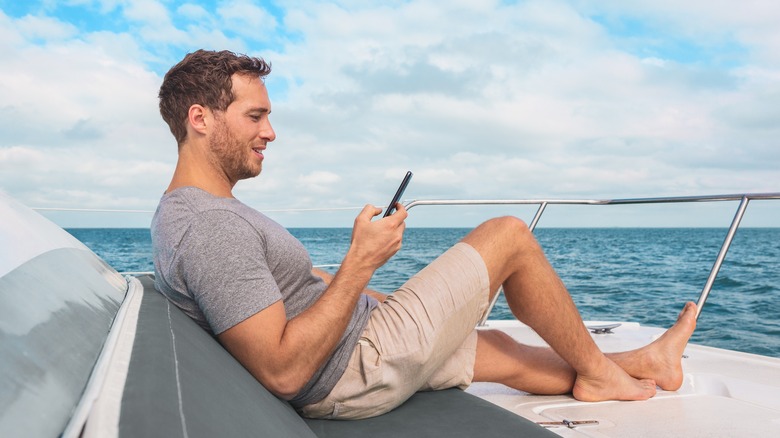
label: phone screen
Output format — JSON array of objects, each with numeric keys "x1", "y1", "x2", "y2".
[{"x1": 383, "y1": 171, "x2": 413, "y2": 217}]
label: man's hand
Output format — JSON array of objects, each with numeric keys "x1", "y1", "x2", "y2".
[{"x1": 346, "y1": 203, "x2": 407, "y2": 272}]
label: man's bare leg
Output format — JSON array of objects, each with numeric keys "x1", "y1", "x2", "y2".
[
  {"x1": 473, "y1": 330, "x2": 576, "y2": 395},
  {"x1": 461, "y1": 216, "x2": 657, "y2": 401},
  {"x1": 473, "y1": 302, "x2": 698, "y2": 395}
]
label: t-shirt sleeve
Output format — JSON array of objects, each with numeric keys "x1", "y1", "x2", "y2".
[{"x1": 176, "y1": 209, "x2": 281, "y2": 335}]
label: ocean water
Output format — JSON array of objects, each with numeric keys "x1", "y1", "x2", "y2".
[{"x1": 66, "y1": 227, "x2": 780, "y2": 358}]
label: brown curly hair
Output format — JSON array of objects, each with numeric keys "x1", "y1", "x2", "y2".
[{"x1": 158, "y1": 49, "x2": 272, "y2": 144}]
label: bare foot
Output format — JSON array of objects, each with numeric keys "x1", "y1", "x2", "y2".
[
  {"x1": 572, "y1": 359, "x2": 657, "y2": 402},
  {"x1": 611, "y1": 302, "x2": 697, "y2": 391}
]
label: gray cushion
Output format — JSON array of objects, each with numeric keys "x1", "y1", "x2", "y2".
[
  {"x1": 121, "y1": 276, "x2": 555, "y2": 437},
  {"x1": 305, "y1": 388, "x2": 557, "y2": 437},
  {"x1": 120, "y1": 276, "x2": 316, "y2": 438}
]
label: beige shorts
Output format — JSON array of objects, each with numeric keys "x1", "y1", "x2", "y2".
[{"x1": 300, "y1": 242, "x2": 491, "y2": 420}]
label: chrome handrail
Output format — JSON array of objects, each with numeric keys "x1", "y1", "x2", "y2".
[
  {"x1": 404, "y1": 192, "x2": 780, "y2": 323},
  {"x1": 404, "y1": 192, "x2": 780, "y2": 209},
  {"x1": 55, "y1": 192, "x2": 780, "y2": 323}
]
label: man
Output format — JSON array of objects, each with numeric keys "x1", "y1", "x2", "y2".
[{"x1": 152, "y1": 49, "x2": 697, "y2": 420}]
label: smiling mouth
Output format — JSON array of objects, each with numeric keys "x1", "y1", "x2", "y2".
[{"x1": 252, "y1": 147, "x2": 265, "y2": 159}]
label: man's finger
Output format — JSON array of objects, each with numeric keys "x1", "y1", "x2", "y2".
[
  {"x1": 388, "y1": 203, "x2": 408, "y2": 222},
  {"x1": 358, "y1": 204, "x2": 382, "y2": 221}
]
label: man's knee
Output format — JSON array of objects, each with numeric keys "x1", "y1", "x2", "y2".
[
  {"x1": 462, "y1": 216, "x2": 536, "y2": 266},
  {"x1": 464, "y1": 216, "x2": 533, "y2": 248},
  {"x1": 483, "y1": 216, "x2": 532, "y2": 241}
]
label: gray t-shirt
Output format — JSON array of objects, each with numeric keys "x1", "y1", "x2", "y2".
[{"x1": 151, "y1": 186, "x2": 376, "y2": 407}]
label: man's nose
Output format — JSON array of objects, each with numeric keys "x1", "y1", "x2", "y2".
[{"x1": 262, "y1": 120, "x2": 276, "y2": 142}]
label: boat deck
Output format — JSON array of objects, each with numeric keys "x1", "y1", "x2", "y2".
[{"x1": 468, "y1": 320, "x2": 780, "y2": 437}]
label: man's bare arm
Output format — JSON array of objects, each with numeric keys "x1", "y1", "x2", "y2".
[
  {"x1": 218, "y1": 204, "x2": 405, "y2": 398},
  {"x1": 312, "y1": 267, "x2": 388, "y2": 303}
]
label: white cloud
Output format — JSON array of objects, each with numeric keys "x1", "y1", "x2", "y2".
[
  {"x1": 271, "y1": 1, "x2": 780, "y2": 195},
  {"x1": 177, "y1": 3, "x2": 209, "y2": 20},
  {"x1": 296, "y1": 171, "x2": 341, "y2": 194},
  {"x1": 14, "y1": 14, "x2": 78, "y2": 40},
  {"x1": 0, "y1": 1, "x2": 778, "y2": 227},
  {"x1": 123, "y1": 0, "x2": 169, "y2": 25},
  {"x1": 218, "y1": 0, "x2": 278, "y2": 40},
  {"x1": 0, "y1": 8, "x2": 172, "y2": 218},
  {"x1": 0, "y1": 146, "x2": 45, "y2": 166}
]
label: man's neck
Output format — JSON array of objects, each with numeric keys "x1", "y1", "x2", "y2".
[{"x1": 166, "y1": 147, "x2": 235, "y2": 198}]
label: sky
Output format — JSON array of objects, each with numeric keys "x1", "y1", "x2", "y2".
[{"x1": 1, "y1": 0, "x2": 779, "y2": 228}]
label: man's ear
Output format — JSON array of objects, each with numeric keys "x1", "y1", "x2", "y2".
[{"x1": 187, "y1": 104, "x2": 209, "y2": 135}]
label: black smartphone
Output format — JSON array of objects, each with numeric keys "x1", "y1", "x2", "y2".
[{"x1": 383, "y1": 171, "x2": 413, "y2": 217}]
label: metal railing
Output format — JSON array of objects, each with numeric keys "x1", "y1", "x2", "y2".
[
  {"x1": 405, "y1": 193, "x2": 780, "y2": 323},
  {"x1": 52, "y1": 192, "x2": 779, "y2": 323}
]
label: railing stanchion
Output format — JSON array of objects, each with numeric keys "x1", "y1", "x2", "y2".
[
  {"x1": 528, "y1": 202, "x2": 547, "y2": 232},
  {"x1": 479, "y1": 202, "x2": 548, "y2": 326},
  {"x1": 695, "y1": 196, "x2": 751, "y2": 321}
]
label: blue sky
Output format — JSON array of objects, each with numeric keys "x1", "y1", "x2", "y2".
[{"x1": 1, "y1": 0, "x2": 779, "y2": 228}]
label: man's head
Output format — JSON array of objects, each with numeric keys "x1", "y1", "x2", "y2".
[{"x1": 159, "y1": 49, "x2": 272, "y2": 145}]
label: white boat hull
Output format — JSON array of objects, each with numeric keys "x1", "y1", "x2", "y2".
[{"x1": 469, "y1": 320, "x2": 780, "y2": 437}]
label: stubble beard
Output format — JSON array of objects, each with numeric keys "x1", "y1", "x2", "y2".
[{"x1": 209, "y1": 119, "x2": 261, "y2": 183}]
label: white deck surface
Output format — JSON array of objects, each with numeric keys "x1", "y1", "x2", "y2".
[{"x1": 467, "y1": 320, "x2": 780, "y2": 437}]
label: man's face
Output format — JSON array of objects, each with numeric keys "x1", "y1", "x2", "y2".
[{"x1": 208, "y1": 74, "x2": 275, "y2": 183}]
